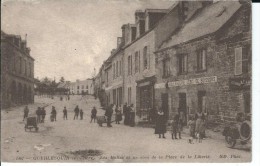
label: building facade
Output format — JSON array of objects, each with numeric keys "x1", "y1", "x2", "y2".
[
  {"x1": 69, "y1": 79, "x2": 94, "y2": 95},
  {"x1": 154, "y1": 1, "x2": 251, "y2": 123},
  {"x1": 94, "y1": 1, "x2": 251, "y2": 125},
  {"x1": 122, "y1": 6, "x2": 183, "y2": 122},
  {"x1": 1, "y1": 31, "x2": 35, "y2": 108}
]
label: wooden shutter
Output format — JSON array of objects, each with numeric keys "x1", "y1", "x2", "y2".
[
  {"x1": 202, "y1": 49, "x2": 206, "y2": 70},
  {"x1": 147, "y1": 45, "x2": 150, "y2": 69},
  {"x1": 235, "y1": 47, "x2": 243, "y2": 75}
]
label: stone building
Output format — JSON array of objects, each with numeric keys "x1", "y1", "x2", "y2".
[
  {"x1": 69, "y1": 78, "x2": 94, "y2": 95},
  {"x1": 154, "y1": 1, "x2": 251, "y2": 123},
  {"x1": 1, "y1": 31, "x2": 35, "y2": 108}
]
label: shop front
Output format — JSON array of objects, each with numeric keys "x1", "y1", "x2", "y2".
[{"x1": 136, "y1": 76, "x2": 156, "y2": 122}]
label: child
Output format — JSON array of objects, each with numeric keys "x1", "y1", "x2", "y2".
[
  {"x1": 187, "y1": 115, "x2": 196, "y2": 143},
  {"x1": 171, "y1": 114, "x2": 181, "y2": 139},
  {"x1": 80, "y1": 109, "x2": 84, "y2": 120}
]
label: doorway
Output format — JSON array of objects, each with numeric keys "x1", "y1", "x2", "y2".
[
  {"x1": 178, "y1": 93, "x2": 187, "y2": 124},
  {"x1": 161, "y1": 93, "x2": 169, "y2": 119}
]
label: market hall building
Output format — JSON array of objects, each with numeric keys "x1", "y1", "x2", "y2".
[
  {"x1": 1, "y1": 31, "x2": 35, "y2": 108},
  {"x1": 154, "y1": 1, "x2": 251, "y2": 124}
]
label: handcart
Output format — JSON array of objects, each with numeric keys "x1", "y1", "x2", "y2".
[
  {"x1": 96, "y1": 114, "x2": 116, "y2": 127},
  {"x1": 25, "y1": 116, "x2": 39, "y2": 132}
]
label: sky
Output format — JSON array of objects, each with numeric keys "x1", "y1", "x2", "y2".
[{"x1": 1, "y1": 0, "x2": 174, "y2": 82}]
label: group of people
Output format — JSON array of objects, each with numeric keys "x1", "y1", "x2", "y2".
[
  {"x1": 104, "y1": 104, "x2": 126, "y2": 127},
  {"x1": 123, "y1": 103, "x2": 135, "y2": 127},
  {"x1": 72, "y1": 105, "x2": 84, "y2": 120},
  {"x1": 154, "y1": 107, "x2": 206, "y2": 141},
  {"x1": 23, "y1": 105, "x2": 98, "y2": 123},
  {"x1": 36, "y1": 107, "x2": 47, "y2": 123}
]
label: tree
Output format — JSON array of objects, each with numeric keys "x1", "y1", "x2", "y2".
[{"x1": 60, "y1": 77, "x2": 65, "y2": 83}]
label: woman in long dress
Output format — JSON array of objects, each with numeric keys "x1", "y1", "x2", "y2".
[{"x1": 154, "y1": 108, "x2": 167, "y2": 138}]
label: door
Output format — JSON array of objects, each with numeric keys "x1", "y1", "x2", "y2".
[
  {"x1": 178, "y1": 93, "x2": 187, "y2": 124},
  {"x1": 161, "y1": 93, "x2": 169, "y2": 119}
]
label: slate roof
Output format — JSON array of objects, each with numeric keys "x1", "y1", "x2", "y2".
[{"x1": 159, "y1": 1, "x2": 242, "y2": 51}]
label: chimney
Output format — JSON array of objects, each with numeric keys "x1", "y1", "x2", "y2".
[
  {"x1": 145, "y1": 9, "x2": 168, "y2": 31},
  {"x1": 135, "y1": 10, "x2": 145, "y2": 37},
  {"x1": 179, "y1": 1, "x2": 204, "y2": 22},
  {"x1": 117, "y1": 37, "x2": 122, "y2": 48},
  {"x1": 111, "y1": 49, "x2": 116, "y2": 55},
  {"x1": 121, "y1": 24, "x2": 136, "y2": 45}
]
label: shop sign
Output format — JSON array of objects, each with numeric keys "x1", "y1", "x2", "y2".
[
  {"x1": 138, "y1": 81, "x2": 150, "y2": 87},
  {"x1": 155, "y1": 83, "x2": 165, "y2": 89},
  {"x1": 229, "y1": 76, "x2": 251, "y2": 90},
  {"x1": 168, "y1": 76, "x2": 217, "y2": 87}
]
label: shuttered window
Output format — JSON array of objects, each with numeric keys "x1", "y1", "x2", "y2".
[{"x1": 235, "y1": 47, "x2": 249, "y2": 75}]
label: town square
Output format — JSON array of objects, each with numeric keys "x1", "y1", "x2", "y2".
[{"x1": 1, "y1": 0, "x2": 254, "y2": 163}]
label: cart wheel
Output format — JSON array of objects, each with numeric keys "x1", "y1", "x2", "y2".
[
  {"x1": 225, "y1": 136, "x2": 236, "y2": 148},
  {"x1": 35, "y1": 127, "x2": 39, "y2": 132}
]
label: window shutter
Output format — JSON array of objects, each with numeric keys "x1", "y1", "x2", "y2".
[
  {"x1": 147, "y1": 45, "x2": 150, "y2": 69},
  {"x1": 202, "y1": 50, "x2": 206, "y2": 70},
  {"x1": 184, "y1": 55, "x2": 188, "y2": 72},
  {"x1": 235, "y1": 47, "x2": 242, "y2": 75}
]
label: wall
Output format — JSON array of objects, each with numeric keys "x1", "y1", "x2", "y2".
[
  {"x1": 123, "y1": 30, "x2": 155, "y2": 108},
  {"x1": 154, "y1": 6, "x2": 251, "y2": 123}
]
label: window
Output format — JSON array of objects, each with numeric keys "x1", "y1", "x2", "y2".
[
  {"x1": 119, "y1": 61, "x2": 121, "y2": 76},
  {"x1": 197, "y1": 49, "x2": 207, "y2": 71},
  {"x1": 113, "y1": 63, "x2": 115, "y2": 79},
  {"x1": 82, "y1": 85, "x2": 84, "y2": 89},
  {"x1": 29, "y1": 62, "x2": 31, "y2": 77},
  {"x1": 128, "y1": 55, "x2": 132, "y2": 75},
  {"x1": 116, "y1": 61, "x2": 118, "y2": 77},
  {"x1": 143, "y1": 46, "x2": 148, "y2": 70},
  {"x1": 106, "y1": 72, "x2": 108, "y2": 84},
  {"x1": 135, "y1": 51, "x2": 140, "y2": 73},
  {"x1": 131, "y1": 55, "x2": 132, "y2": 75},
  {"x1": 178, "y1": 54, "x2": 188, "y2": 74},
  {"x1": 77, "y1": 86, "x2": 79, "y2": 89},
  {"x1": 19, "y1": 57, "x2": 22, "y2": 74},
  {"x1": 24, "y1": 60, "x2": 27, "y2": 76},
  {"x1": 235, "y1": 46, "x2": 249, "y2": 75},
  {"x1": 86, "y1": 85, "x2": 88, "y2": 89},
  {"x1": 163, "y1": 59, "x2": 171, "y2": 77},
  {"x1": 12, "y1": 56, "x2": 16, "y2": 72},
  {"x1": 128, "y1": 87, "x2": 132, "y2": 105}
]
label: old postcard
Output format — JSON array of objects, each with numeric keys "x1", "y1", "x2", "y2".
[{"x1": 1, "y1": 0, "x2": 254, "y2": 164}]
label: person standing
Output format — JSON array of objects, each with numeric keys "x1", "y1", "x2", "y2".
[
  {"x1": 115, "y1": 105, "x2": 122, "y2": 124},
  {"x1": 51, "y1": 106, "x2": 57, "y2": 121},
  {"x1": 63, "y1": 107, "x2": 68, "y2": 120},
  {"x1": 123, "y1": 103, "x2": 129, "y2": 125},
  {"x1": 41, "y1": 107, "x2": 46, "y2": 123},
  {"x1": 195, "y1": 111, "x2": 205, "y2": 139},
  {"x1": 36, "y1": 107, "x2": 41, "y2": 123},
  {"x1": 91, "y1": 106, "x2": 97, "y2": 123},
  {"x1": 129, "y1": 104, "x2": 135, "y2": 127},
  {"x1": 74, "y1": 105, "x2": 79, "y2": 120},
  {"x1": 23, "y1": 106, "x2": 29, "y2": 121},
  {"x1": 105, "y1": 104, "x2": 113, "y2": 127},
  {"x1": 187, "y1": 115, "x2": 196, "y2": 138},
  {"x1": 154, "y1": 107, "x2": 167, "y2": 138},
  {"x1": 80, "y1": 109, "x2": 84, "y2": 120}
]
